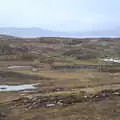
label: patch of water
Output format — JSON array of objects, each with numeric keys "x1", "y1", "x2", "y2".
[
  {"x1": 102, "y1": 58, "x2": 120, "y2": 63},
  {"x1": 7, "y1": 66, "x2": 32, "y2": 69},
  {"x1": 0, "y1": 84, "x2": 39, "y2": 92},
  {"x1": 0, "y1": 66, "x2": 33, "y2": 69}
]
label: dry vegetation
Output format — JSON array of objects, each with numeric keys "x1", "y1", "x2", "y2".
[{"x1": 0, "y1": 35, "x2": 120, "y2": 120}]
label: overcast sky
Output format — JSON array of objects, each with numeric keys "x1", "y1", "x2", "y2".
[{"x1": 0, "y1": 0, "x2": 120, "y2": 32}]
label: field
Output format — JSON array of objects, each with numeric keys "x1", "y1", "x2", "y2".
[{"x1": 0, "y1": 35, "x2": 120, "y2": 120}]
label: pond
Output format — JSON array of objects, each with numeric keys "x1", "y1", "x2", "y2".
[
  {"x1": 0, "y1": 66, "x2": 33, "y2": 69},
  {"x1": 53, "y1": 65, "x2": 99, "y2": 70},
  {"x1": 0, "y1": 84, "x2": 38, "y2": 92},
  {"x1": 103, "y1": 58, "x2": 120, "y2": 63}
]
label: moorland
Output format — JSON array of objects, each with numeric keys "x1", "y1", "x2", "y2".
[{"x1": 0, "y1": 35, "x2": 120, "y2": 120}]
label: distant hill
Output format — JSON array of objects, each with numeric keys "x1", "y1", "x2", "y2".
[
  {"x1": 0, "y1": 28, "x2": 66, "y2": 38},
  {"x1": 0, "y1": 27, "x2": 120, "y2": 38}
]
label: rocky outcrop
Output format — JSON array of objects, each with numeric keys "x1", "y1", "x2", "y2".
[{"x1": 9, "y1": 89, "x2": 120, "y2": 110}]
